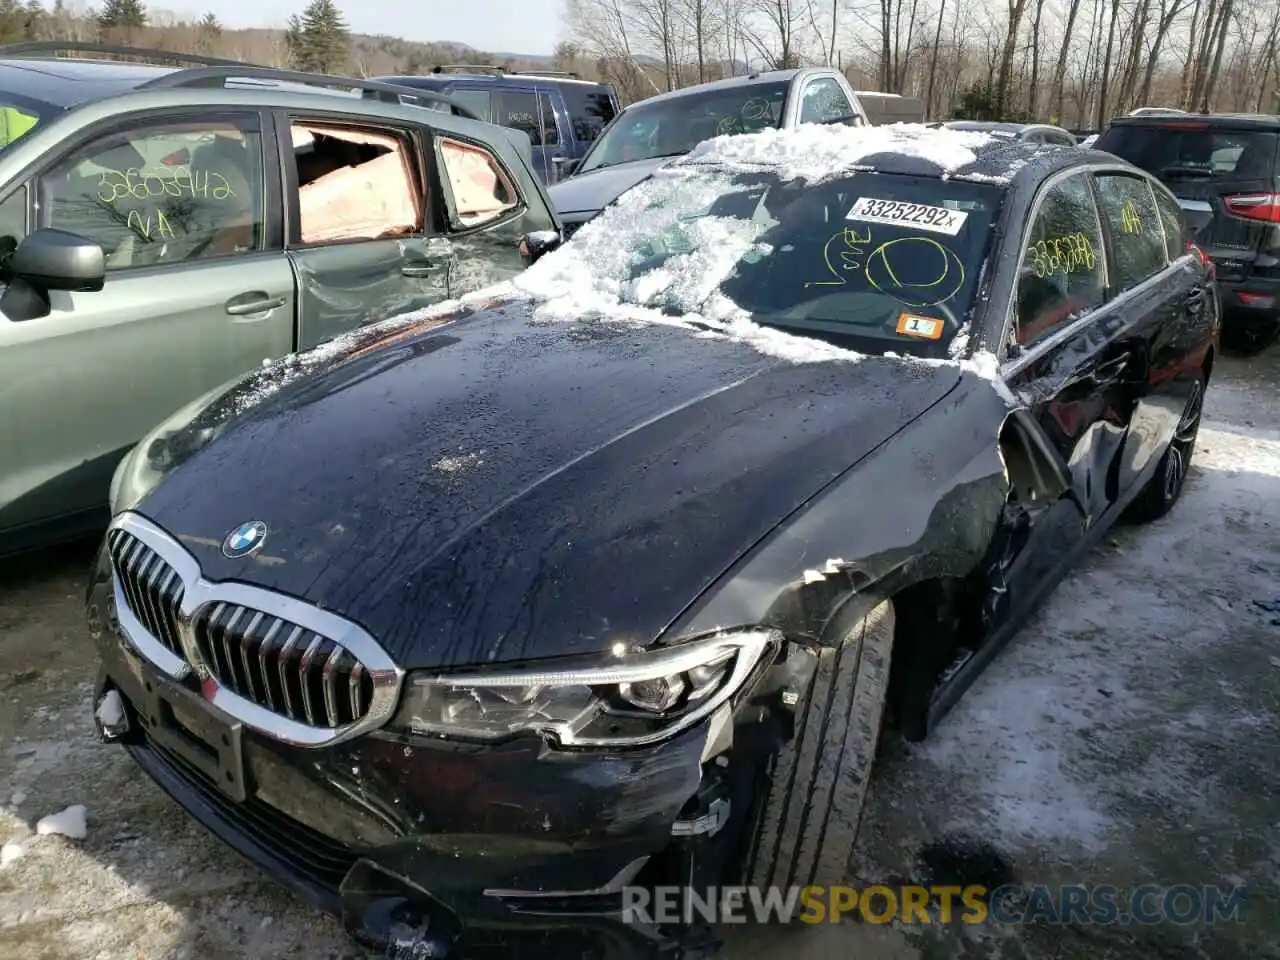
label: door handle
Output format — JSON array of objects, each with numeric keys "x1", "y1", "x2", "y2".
[
  {"x1": 401, "y1": 261, "x2": 448, "y2": 279},
  {"x1": 225, "y1": 292, "x2": 286, "y2": 316}
]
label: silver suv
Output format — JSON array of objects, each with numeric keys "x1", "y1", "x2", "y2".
[{"x1": 0, "y1": 42, "x2": 563, "y2": 557}]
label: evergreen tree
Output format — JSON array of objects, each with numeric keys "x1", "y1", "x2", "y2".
[
  {"x1": 285, "y1": 0, "x2": 350, "y2": 74},
  {"x1": 96, "y1": 0, "x2": 146, "y2": 29}
]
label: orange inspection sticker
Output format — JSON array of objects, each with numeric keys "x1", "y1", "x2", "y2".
[{"x1": 896, "y1": 313, "x2": 945, "y2": 340}]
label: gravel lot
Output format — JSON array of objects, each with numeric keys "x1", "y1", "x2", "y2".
[{"x1": 1, "y1": 347, "x2": 1277, "y2": 960}]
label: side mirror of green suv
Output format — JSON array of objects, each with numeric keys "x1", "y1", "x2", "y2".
[{"x1": 2, "y1": 228, "x2": 106, "y2": 321}]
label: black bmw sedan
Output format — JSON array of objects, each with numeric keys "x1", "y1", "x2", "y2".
[{"x1": 86, "y1": 124, "x2": 1218, "y2": 959}]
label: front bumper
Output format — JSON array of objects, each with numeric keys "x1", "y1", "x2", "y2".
[{"x1": 85, "y1": 542, "x2": 764, "y2": 959}]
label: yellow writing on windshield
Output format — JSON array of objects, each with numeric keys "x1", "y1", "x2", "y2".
[
  {"x1": 1030, "y1": 232, "x2": 1097, "y2": 278},
  {"x1": 866, "y1": 236, "x2": 965, "y2": 308},
  {"x1": 1120, "y1": 199, "x2": 1143, "y2": 234},
  {"x1": 805, "y1": 225, "x2": 872, "y2": 287},
  {"x1": 98, "y1": 167, "x2": 236, "y2": 205}
]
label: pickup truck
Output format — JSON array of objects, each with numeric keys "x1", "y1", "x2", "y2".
[
  {"x1": 0, "y1": 45, "x2": 562, "y2": 557},
  {"x1": 547, "y1": 68, "x2": 925, "y2": 234}
]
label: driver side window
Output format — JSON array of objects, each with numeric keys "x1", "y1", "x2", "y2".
[
  {"x1": 36, "y1": 116, "x2": 265, "y2": 271},
  {"x1": 1014, "y1": 173, "x2": 1106, "y2": 349}
]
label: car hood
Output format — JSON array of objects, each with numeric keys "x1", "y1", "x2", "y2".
[
  {"x1": 134, "y1": 303, "x2": 963, "y2": 670},
  {"x1": 547, "y1": 157, "x2": 671, "y2": 216}
]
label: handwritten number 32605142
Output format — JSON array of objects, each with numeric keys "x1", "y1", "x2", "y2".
[{"x1": 96, "y1": 167, "x2": 237, "y2": 204}]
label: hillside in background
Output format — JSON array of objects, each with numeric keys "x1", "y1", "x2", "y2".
[{"x1": 0, "y1": 3, "x2": 561, "y2": 77}]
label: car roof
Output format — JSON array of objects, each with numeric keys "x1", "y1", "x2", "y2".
[
  {"x1": 942, "y1": 120, "x2": 1028, "y2": 134},
  {"x1": 0, "y1": 57, "x2": 178, "y2": 109},
  {"x1": 1109, "y1": 112, "x2": 1280, "y2": 130},
  {"x1": 631, "y1": 69, "x2": 820, "y2": 107},
  {"x1": 377, "y1": 72, "x2": 614, "y2": 92}
]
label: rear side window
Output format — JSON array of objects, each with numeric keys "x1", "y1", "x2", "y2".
[
  {"x1": 559, "y1": 86, "x2": 618, "y2": 143},
  {"x1": 1094, "y1": 173, "x2": 1167, "y2": 289},
  {"x1": 493, "y1": 90, "x2": 557, "y2": 148},
  {"x1": 1151, "y1": 186, "x2": 1186, "y2": 261},
  {"x1": 446, "y1": 88, "x2": 492, "y2": 122},
  {"x1": 1096, "y1": 125, "x2": 1279, "y2": 180}
]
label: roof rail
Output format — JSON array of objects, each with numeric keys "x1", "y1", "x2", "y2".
[
  {"x1": 519, "y1": 69, "x2": 581, "y2": 79},
  {"x1": 0, "y1": 41, "x2": 251, "y2": 68},
  {"x1": 134, "y1": 65, "x2": 482, "y2": 120},
  {"x1": 431, "y1": 64, "x2": 507, "y2": 76}
]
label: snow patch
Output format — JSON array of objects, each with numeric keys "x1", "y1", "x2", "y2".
[
  {"x1": 676, "y1": 122, "x2": 997, "y2": 183},
  {"x1": 0, "y1": 841, "x2": 25, "y2": 868},
  {"x1": 95, "y1": 689, "x2": 124, "y2": 729},
  {"x1": 36, "y1": 804, "x2": 87, "y2": 840}
]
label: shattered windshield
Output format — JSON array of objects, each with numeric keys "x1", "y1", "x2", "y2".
[
  {"x1": 577, "y1": 82, "x2": 788, "y2": 174},
  {"x1": 521, "y1": 165, "x2": 1005, "y2": 359}
]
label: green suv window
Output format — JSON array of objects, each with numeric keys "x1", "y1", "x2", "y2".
[{"x1": 38, "y1": 118, "x2": 265, "y2": 269}]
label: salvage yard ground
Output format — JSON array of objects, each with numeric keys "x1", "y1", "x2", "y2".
[{"x1": 1, "y1": 349, "x2": 1277, "y2": 960}]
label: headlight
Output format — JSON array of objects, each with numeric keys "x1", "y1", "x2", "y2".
[{"x1": 393, "y1": 628, "x2": 779, "y2": 748}]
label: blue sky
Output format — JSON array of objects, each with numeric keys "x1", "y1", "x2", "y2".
[{"x1": 162, "y1": 0, "x2": 567, "y2": 55}]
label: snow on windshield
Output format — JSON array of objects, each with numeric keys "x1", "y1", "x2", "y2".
[{"x1": 512, "y1": 123, "x2": 1002, "y2": 364}]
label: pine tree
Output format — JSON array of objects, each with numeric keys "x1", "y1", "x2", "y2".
[
  {"x1": 285, "y1": 0, "x2": 350, "y2": 74},
  {"x1": 96, "y1": 0, "x2": 146, "y2": 29}
]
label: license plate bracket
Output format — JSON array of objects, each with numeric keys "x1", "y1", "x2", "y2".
[{"x1": 144, "y1": 683, "x2": 247, "y2": 802}]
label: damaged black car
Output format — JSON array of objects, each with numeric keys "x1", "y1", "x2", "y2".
[{"x1": 85, "y1": 126, "x2": 1219, "y2": 959}]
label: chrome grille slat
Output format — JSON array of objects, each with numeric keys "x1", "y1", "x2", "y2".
[
  {"x1": 107, "y1": 516, "x2": 386, "y2": 738},
  {"x1": 322, "y1": 645, "x2": 343, "y2": 728},
  {"x1": 278, "y1": 624, "x2": 304, "y2": 721},
  {"x1": 298, "y1": 635, "x2": 323, "y2": 725},
  {"x1": 349, "y1": 662, "x2": 364, "y2": 718},
  {"x1": 257, "y1": 617, "x2": 285, "y2": 713},
  {"x1": 221, "y1": 606, "x2": 246, "y2": 692},
  {"x1": 239, "y1": 611, "x2": 266, "y2": 703}
]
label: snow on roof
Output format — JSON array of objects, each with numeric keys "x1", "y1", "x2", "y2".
[{"x1": 673, "y1": 121, "x2": 998, "y2": 183}]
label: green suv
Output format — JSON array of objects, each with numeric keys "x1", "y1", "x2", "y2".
[{"x1": 0, "y1": 43, "x2": 562, "y2": 558}]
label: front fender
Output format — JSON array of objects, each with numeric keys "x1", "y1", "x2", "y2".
[{"x1": 668, "y1": 374, "x2": 1014, "y2": 646}]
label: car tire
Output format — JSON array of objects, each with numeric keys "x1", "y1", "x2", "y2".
[
  {"x1": 743, "y1": 598, "x2": 895, "y2": 904},
  {"x1": 1126, "y1": 372, "x2": 1205, "y2": 524}
]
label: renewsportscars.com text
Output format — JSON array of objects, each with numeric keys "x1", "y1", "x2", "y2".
[{"x1": 622, "y1": 884, "x2": 1248, "y2": 926}]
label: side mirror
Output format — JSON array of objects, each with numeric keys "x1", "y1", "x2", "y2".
[
  {"x1": 554, "y1": 157, "x2": 581, "y2": 177},
  {"x1": 518, "y1": 229, "x2": 563, "y2": 265},
  {"x1": 1, "y1": 228, "x2": 105, "y2": 322},
  {"x1": 10, "y1": 228, "x2": 105, "y2": 292}
]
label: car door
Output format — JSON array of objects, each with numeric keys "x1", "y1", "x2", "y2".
[
  {"x1": 278, "y1": 110, "x2": 455, "y2": 351},
  {"x1": 0, "y1": 109, "x2": 293, "y2": 539},
  {"x1": 1092, "y1": 169, "x2": 1200, "y2": 496},
  {"x1": 432, "y1": 130, "x2": 557, "y2": 292}
]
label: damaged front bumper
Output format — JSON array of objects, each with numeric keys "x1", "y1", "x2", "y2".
[{"x1": 85, "y1": 545, "x2": 780, "y2": 959}]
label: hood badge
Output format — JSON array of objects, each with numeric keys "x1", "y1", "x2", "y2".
[{"x1": 222, "y1": 520, "x2": 268, "y2": 559}]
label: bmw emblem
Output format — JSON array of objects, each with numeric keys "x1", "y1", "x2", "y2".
[{"x1": 222, "y1": 520, "x2": 268, "y2": 559}]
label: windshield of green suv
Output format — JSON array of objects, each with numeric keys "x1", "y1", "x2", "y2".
[
  {"x1": 520, "y1": 164, "x2": 1005, "y2": 360},
  {"x1": 576, "y1": 81, "x2": 788, "y2": 174}
]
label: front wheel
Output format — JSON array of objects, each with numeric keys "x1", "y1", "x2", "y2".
[
  {"x1": 743, "y1": 599, "x2": 895, "y2": 899},
  {"x1": 1126, "y1": 372, "x2": 1205, "y2": 523}
]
